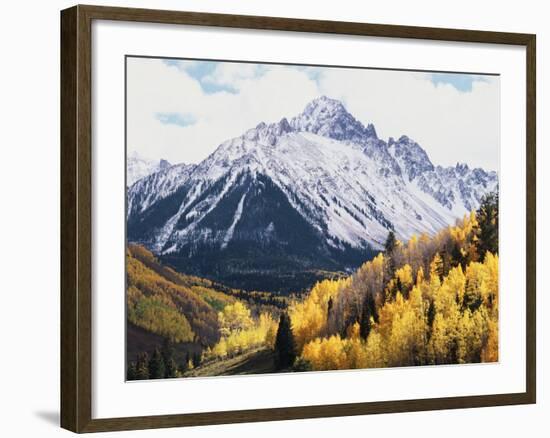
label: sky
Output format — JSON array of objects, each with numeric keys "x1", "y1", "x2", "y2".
[{"x1": 126, "y1": 57, "x2": 499, "y2": 171}]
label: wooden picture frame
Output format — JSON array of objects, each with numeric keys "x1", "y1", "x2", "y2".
[{"x1": 61, "y1": 4, "x2": 536, "y2": 433}]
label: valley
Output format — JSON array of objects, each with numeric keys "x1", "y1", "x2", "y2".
[
  {"x1": 127, "y1": 97, "x2": 497, "y2": 294},
  {"x1": 125, "y1": 96, "x2": 499, "y2": 379}
]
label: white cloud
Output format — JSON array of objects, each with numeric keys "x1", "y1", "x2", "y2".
[
  {"x1": 318, "y1": 69, "x2": 499, "y2": 170},
  {"x1": 127, "y1": 58, "x2": 319, "y2": 164},
  {"x1": 202, "y1": 62, "x2": 263, "y2": 89},
  {"x1": 127, "y1": 58, "x2": 499, "y2": 171}
]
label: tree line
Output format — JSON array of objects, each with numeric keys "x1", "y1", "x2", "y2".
[
  {"x1": 127, "y1": 192, "x2": 498, "y2": 377},
  {"x1": 279, "y1": 192, "x2": 499, "y2": 371},
  {"x1": 127, "y1": 339, "x2": 203, "y2": 380}
]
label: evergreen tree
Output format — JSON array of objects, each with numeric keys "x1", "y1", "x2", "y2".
[
  {"x1": 341, "y1": 298, "x2": 359, "y2": 338},
  {"x1": 427, "y1": 300, "x2": 436, "y2": 340},
  {"x1": 292, "y1": 357, "x2": 313, "y2": 372},
  {"x1": 366, "y1": 292, "x2": 378, "y2": 323},
  {"x1": 192, "y1": 352, "x2": 201, "y2": 368},
  {"x1": 126, "y1": 362, "x2": 137, "y2": 381},
  {"x1": 451, "y1": 241, "x2": 464, "y2": 269},
  {"x1": 326, "y1": 296, "x2": 334, "y2": 336},
  {"x1": 327, "y1": 296, "x2": 334, "y2": 322},
  {"x1": 384, "y1": 230, "x2": 396, "y2": 255},
  {"x1": 476, "y1": 192, "x2": 499, "y2": 255},
  {"x1": 384, "y1": 231, "x2": 397, "y2": 279},
  {"x1": 148, "y1": 347, "x2": 165, "y2": 379},
  {"x1": 441, "y1": 250, "x2": 452, "y2": 277},
  {"x1": 161, "y1": 338, "x2": 177, "y2": 378},
  {"x1": 396, "y1": 276, "x2": 403, "y2": 295},
  {"x1": 431, "y1": 252, "x2": 445, "y2": 281},
  {"x1": 359, "y1": 302, "x2": 371, "y2": 340},
  {"x1": 135, "y1": 352, "x2": 149, "y2": 380},
  {"x1": 274, "y1": 313, "x2": 297, "y2": 369}
]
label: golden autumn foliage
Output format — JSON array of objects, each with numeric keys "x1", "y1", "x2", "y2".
[
  {"x1": 295, "y1": 211, "x2": 499, "y2": 372},
  {"x1": 129, "y1": 198, "x2": 498, "y2": 377},
  {"x1": 126, "y1": 244, "x2": 236, "y2": 345},
  {"x1": 205, "y1": 304, "x2": 278, "y2": 360},
  {"x1": 288, "y1": 277, "x2": 351, "y2": 351},
  {"x1": 218, "y1": 301, "x2": 254, "y2": 336}
]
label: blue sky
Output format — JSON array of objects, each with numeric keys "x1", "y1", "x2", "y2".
[
  {"x1": 164, "y1": 59, "x2": 489, "y2": 94},
  {"x1": 155, "y1": 112, "x2": 196, "y2": 127},
  {"x1": 127, "y1": 57, "x2": 499, "y2": 169},
  {"x1": 164, "y1": 59, "x2": 264, "y2": 94},
  {"x1": 162, "y1": 59, "x2": 327, "y2": 94},
  {"x1": 429, "y1": 73, "x2": 490, "y2": 92},
  {"x1": 163, "y1": 59, "x2": 232, "y2": 93}
]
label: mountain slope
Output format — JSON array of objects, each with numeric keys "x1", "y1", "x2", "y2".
[
  {"x1": 127, "y1": 96, "x2": 497, "y2": 293},
  {"x1": 126, "y1": 244, "x2": 237, "y2": 345},
  {"x1": 127, "y1": 151, "x2": 172, "y2": 186}
]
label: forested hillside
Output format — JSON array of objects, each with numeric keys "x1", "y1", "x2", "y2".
[
  {"x1": 127, "y1": 193, "x2": 498, "y2": 379},
  {"x1": 288, "y1": 193, "x2": 498, "y2": 370},
  {"x1": 127, "y1": 244, "x2": 236, "y2": 345},
  {"x1": 126, "y1": 244, "x2": 286, "y2": 379}
]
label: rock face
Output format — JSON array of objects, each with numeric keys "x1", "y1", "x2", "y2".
[{"x1": 127, "y1": 96, "x2": 498, "y2": 293}]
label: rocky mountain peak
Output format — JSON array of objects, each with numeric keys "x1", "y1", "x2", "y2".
[
  {"x1": 244, "y1": 117, "x2": 294, "y2": 145},
  {"x1": 290, "y1": 96, "x2": 378, "y2": 142},
  {"x1": 388, "y1": 135, "x2": 434, "y2": 182}
]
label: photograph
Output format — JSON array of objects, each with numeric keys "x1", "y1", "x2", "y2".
[
  {"x1": 125, "y1": 57, "x2": 500, "y2": 380},
  {"x1": 0, "y1": 0, "x2": 541, "y2": 435}
]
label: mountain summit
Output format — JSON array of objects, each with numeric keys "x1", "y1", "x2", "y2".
[
  {"x1": 290, "y1": 96, "x2": 378, "y2": 142},
  {"x1": 127, "y1": 97, "x2": 497, "y2": 293}
]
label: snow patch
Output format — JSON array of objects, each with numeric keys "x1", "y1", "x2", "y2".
[{"x1": 221, "y1": 192, "x2": 247, "y2": 249}]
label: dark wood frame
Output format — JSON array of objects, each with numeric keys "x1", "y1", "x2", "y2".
[{"x1": 61, "y1": 4, "x2": 536, "y2": 433}]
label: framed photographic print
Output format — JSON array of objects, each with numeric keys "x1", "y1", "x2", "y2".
[{"x1": 60, "y1": 4, "x2": 536, "y2": 433}]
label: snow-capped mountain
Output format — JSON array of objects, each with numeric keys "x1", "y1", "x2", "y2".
[
  {"x1": 127, "y1": 96, "x2": 498, "y2": 292},
  {"x1": 126, "y1": 151, "x2": 171, "y2": 186}
]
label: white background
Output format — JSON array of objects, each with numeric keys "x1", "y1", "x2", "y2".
[
  {"x1": 0, "y1": 0, "x2": 546, "y2": 436},
  {"x1": 93, "y1": 20, "x2": 525, "y2": 419}
]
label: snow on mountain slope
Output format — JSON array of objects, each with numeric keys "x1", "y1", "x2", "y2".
[
  {"x1": 127, "y1": 96, "x2": 498, "y2": 289},
  {"x1": 388, "y1": 135, "x2": 498, "y2": 216},
  {"x1": 127, "y1": 162, "x2": 195, "y2": 217},
  {"x1": 126, "y1": 151, "x2": 171, "y2": 186}
]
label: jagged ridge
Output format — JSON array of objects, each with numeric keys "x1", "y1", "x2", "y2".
[{"x1": 127, "y1": 96, "x2": 497, "y2": 292}]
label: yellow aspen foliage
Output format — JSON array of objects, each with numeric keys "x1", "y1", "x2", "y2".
[
  {"x1": 416, "y1": 267, "x2": 425, "y2": 287},
  {"x1": 463, "y1": 262, "x2": 486, "y2": 310},
  {"x1": 377, "y1": 292, "x2": 406, "y2": 342},
  {"x1": 347, "y1": 321, "x2": 361, "y2": 339},
  {"x1": 347, "y1": 338, "x2": 368, "y2": 369},
  {"x1": 211, "y1": 338, "x2": 228, "y2": 359},
  {"x1": 356, "y1": 253, "x2": 386, "y2": 297},
  {"x1": 205, "y1": 308, "x2": 278, "y2": 360},
  {"x1": 435, "y1": 266, "x2": 465, "y2": 318},
  {"x1": 298, "y1": 213, "x2": 498, "y2": 371},
  {"x1": 363, "y1": 330, "x2": 385, "y2": 368},
  {"x1": 259, "y1": 312, "x2": 278, "y2": 348},
  {"x1": 376, "y1": 289, "x2": 428, "y2": 367},
  {"x1": 481, "y1": 252, "x2": 499, "y2": 313},
  {"x1": 301, "y1": 335, "x2": 348, "y2": 371},
  {"x1": 430, "y1": 253, "x2": 444, "y2": 282},
  {"x1": 395, "y1": 264, "x2": 414, "y2": 291},
  {"x1": 218, "y1": 301, "x2": 254, "y2": 336},
  {"x1": 481, "y1": 317, "x2": 499, "y2": 362},
  {"x1": 428, "y1": 313, "x2": 450, "y2": 364},
  {"x1": 289, "y1": 277, "x2": 348, "y2": 352},
  {"x1": 207, "y1": 207, "x2": 499, "y2": 373}
]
